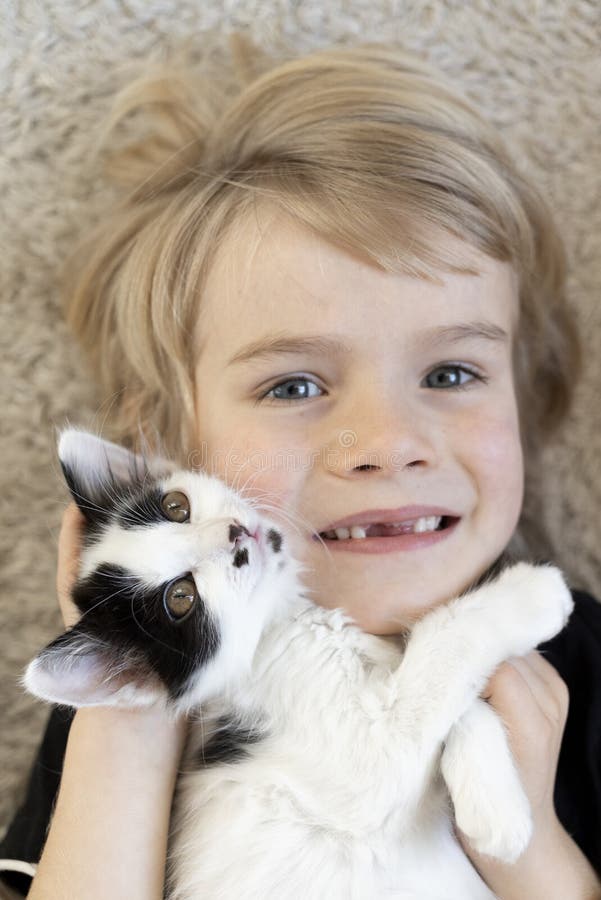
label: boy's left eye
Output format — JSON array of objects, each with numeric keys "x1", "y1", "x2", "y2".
[{"x1": 422, "y1": 365, "x2": 484, "y2": 390}]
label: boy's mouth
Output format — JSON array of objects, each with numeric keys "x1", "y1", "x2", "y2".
[{"x1": 316, "y1": 515, "x2": 458, "y2": 541}]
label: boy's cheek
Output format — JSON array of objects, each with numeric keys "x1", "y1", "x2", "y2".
[
  {"x1": 197, "y1": 428, "x2": 304, "y2": 504},
  {"x1": 461, "y1": 409, "x2": 524, "y2": 520}
]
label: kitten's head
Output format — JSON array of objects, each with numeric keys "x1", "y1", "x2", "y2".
[{"x1": 24, "y1": 428, "x2": 304, "y2": 714}]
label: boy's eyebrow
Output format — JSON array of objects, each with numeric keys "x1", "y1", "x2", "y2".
[
  {"x1": 416, "y1": 321, "x2": 510, "y2": 349},
  {"x1": 227, "y1": 334, "x2": 353, "y2": 366},
  {"x1": 227, "y1": 321, "x2": 509, "y2": 367}
]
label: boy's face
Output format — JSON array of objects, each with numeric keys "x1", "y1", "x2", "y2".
[{"x1": 193, "y1": 206, "x2": 523, "y2": 634}]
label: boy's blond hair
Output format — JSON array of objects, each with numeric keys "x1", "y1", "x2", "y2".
[{"x1": 63, "y1": 33, "x2": 580, "y2": 554}]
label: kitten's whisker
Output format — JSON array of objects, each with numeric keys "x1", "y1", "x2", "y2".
[
  {"x1": 62, "y1": 487, "x2": 108, "y2": 517},
  {"x1": 238, "y1": 489, "x2": 320, "y2": 539},
  {"x1": 130, "y1": 592, "x2": 187, "y2": 658},
  {"x1": 245, "y1": 496, "x2": 335, "y2": 561},
  {"x1": 88, "y1": 570, "x2": 139, "y2": 581},
  {"x1": 75, "y1": 584, "x2": 134, "y2": 619},
  {"x1": 234, "y1": 466, "x2": 265, "y2": 498}
]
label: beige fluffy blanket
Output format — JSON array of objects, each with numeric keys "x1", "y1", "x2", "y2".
[{"x1": 1, "y1": 0, "x2": 600, "y2": 835}]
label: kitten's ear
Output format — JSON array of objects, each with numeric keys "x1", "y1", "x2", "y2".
[
  {"x1": 57, "y1": 427, "x2": 177, "y2": 521},
  {"x1": 23, "y1": 629, "x2": 163, "y2": 709}
]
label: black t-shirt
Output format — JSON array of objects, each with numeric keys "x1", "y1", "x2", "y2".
[{"x1": 1, "y1": 589, "x2": 600, "y2": 895}]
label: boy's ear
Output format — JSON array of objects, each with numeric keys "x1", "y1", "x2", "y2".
[
  {"x1": 23, "y1": 629, "x2": 163, "y2": 709},
  {"x1": 57, "y1": 427, "x2": 177, "y2": 522}
]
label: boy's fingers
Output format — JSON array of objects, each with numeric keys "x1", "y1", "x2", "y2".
[
  {"x1": 57, "y1": 502, "x2": 85, "y2": 628},
  {"x1": 507, "y1": 652, "x2": 570, "y2": 724}
]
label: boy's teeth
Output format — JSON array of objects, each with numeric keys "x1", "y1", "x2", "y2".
[
  {"x1": 413, "y1": 516, "x2": 442, "y2": 533},
  {"x1": 334, "y1": 526, "x2": 366, "y2": 540},
  {"x1": 327, "y1": 517, "x2": 442, "y2": 540}
]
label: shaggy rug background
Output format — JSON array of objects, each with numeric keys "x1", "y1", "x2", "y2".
[{"x1": 1, "y1": 0, "x2": 600, "y2": 836}]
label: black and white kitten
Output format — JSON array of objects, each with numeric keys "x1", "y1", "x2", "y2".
[{"x1": 25, "y1": 428, "x2": 573, "y2": 900}]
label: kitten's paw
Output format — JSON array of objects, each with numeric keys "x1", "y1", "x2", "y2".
[
  {"x1": 451, "y1": 764, "x2": 532, "y2": 864},
  {"x1": 493, "y1": 563, "x2": 573, "y2": 652},
  {"x1": 456, "y1": 800, "x2": 532, "y2": 865},
  {"x1": 442, "y1": 699, "x2": 533, "y2": 865}
]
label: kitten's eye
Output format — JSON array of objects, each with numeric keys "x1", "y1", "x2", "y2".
[
  {"x1": 163, "y1": 576, "x2": 198, "y2": 622},
  {"x1": 161, "y1": 491, "x2": 190, "y2": 522}
]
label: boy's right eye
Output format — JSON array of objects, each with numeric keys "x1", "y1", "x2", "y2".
[{"x1": 260, "y1": 376, "x2": 324, "y2": 404}]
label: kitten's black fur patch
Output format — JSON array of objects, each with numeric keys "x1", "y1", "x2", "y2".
[
  {"x1": 60, "y1": 462, "x2": 113, "y2": 534},
  {"x1": 70, "y1": 563, "x2": 220, "y2": 700},
  {"x1": 195, "y1": 716, "x2": 264, "y2": 767},
  {"x1": 228, "y1": 523, "x2": 245, "y2": 542},
  {"x1": 61, "y1": 463, "x2": 167, "y2": 540},
  {"x1": 233, "y1": 547, "x2": 249, "y2": 568},
  {"x1": 267, "y1": 529, "x2": 282, "y2": 553},
  {"x1": 118, "y1": 485, "x2": 166, "y2": 529}
]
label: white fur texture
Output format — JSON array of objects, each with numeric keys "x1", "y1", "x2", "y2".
[{"x1": 168, "y1": 563, "x2": 573, "y2": 900}]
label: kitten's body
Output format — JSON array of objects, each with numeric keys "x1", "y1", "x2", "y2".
[
  {"x1": 25, "y1": 430, "x2": 574, "y2": 900},
  {"x1": 174, "y1": 602, "x2": 489, "y2": 900}
]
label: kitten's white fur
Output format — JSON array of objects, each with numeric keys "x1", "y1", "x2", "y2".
[{"x1": 169, "y1": 564, "x2": 571, "y2": 900}]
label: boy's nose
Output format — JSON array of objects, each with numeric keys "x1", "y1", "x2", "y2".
[{"x1": 323, "y1": 399, "x2": 436, "y2": 476}]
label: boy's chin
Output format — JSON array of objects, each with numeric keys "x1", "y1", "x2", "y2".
[
  {"x1": 311, "y1": 593, "x2": 427, "y2": 635},
  {"x1": 343, "y1": 603, "x2": 431, "y2": 636},
  {"x1": 306, "y1": 537, "x2": 515, "y2": 633},
  {"x1": 320, "y1": 569, "x2": 496, "y2": 634}
]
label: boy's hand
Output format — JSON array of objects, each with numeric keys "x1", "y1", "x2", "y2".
[
  {"x1": 480, "y1": 650, "x2": 568, "y2": 823},
  {"x1": 456, "y1": 651, "x2": 601, "y2": 899},
  {"x1": 57, "y1": 502, "x2": 85, "y2": 628}
]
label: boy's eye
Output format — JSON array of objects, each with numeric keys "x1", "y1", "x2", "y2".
[
  {"x1": 423, "y1": 365, "x2": 483, "y2": 390},
  {"x1": 259, "y1": 367, "x2": 485, "y2": 403},
  {"x1": 261, "y1": 376, "x2": 324, "y2": 404}
]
